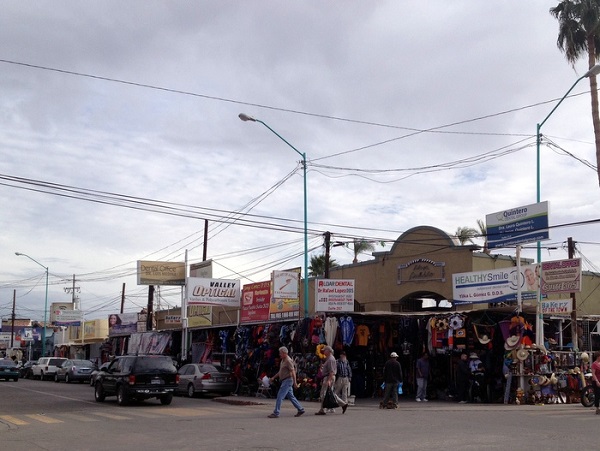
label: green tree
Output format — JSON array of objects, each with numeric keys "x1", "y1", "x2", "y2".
[
  {"x1": 550, "y1": 0, "x2": 600, "y2": 185},
  {"x1": 351, "y1": 238, "x2": 376, "y2": 264},
  {"x1": 476, "y1": 219, "x2": 490, "y2": 254},
  {"x1": 309, "y1": 253, "x2": 338, "y2": 277},
  {"x1": 454, "y1": 226, "x2": 478, "y2": 245}
]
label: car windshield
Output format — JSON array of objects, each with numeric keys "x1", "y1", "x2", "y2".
[
  {"x1": 0, "y1": 359, "x2": 17, "y2": 368},
  {"x1": 49, "y1": 359, "x2": 66, "y2": 366},
  {"x1": 72, "y1": 360, "x2": 93, "y2": 367},
  {"x1": 134, "y1": 357, "x2": 175, "y2": 372}
]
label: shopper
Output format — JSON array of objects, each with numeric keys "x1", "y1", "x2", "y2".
[
  {"x1": 415, "y1": 352, "x2": 429, "y2": 402},
  {"x1": 592, "y1": 351, "x2": 600, "y2": 415},
  {"x1": 267, "y1": 346, "x2": 305, "y2": 418},
  {"x1": 335, "y1": 351, "x2": 352, "y2": 404},
  {"x1": 380, "y1": 352, "x2": 403, "y2": 409},
  {"x1": 315, "y1": 346, "x2": 349, "y2": 415},
  {"x1": 456, "y1": 352, "x2": 471, "y2": 404}
]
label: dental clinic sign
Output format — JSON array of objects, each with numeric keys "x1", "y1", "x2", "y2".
[
  {"x1": 315, "y1": 279, "x2": 355, "y2": 312},
  {"x1": 486, "y1": 201, "x2": 549, "y2": 249}
]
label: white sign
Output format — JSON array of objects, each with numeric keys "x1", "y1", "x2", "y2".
[
  {"x1": 187, "y1": 277, "x2": 241, "y2": 307},
  {"x1": 315, "y1": 279, "x2": 355, "y2": 312},
  {"x1": 541, "y1": 299, "x2": 573, "y2": 315},
  {"x1": 272, "y1": 270, "x2": 300, "y2": 300},
  {"x1": 541, "y1": 258, "x2": 582, "y2": 294},
  {"x1": 22, "y1": 328, "x2": 33, "y2": 341},
  {"x1": 53, "y1": 310, "x2": 84, "y2": 326},
  {"x1": 453, "y1": 265, "x2": 539, "y2": 304}
]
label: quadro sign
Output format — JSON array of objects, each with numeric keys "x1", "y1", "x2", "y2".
[{"x1": 486, "y1": 201, "x2": 549, "y2": 249}]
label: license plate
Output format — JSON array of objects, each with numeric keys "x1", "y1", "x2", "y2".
[
  {"x1": 215, "y1": 377, "x2": 225, "y2": 382},
  {"x1": 151, "y1": 379, "x2": 162, "y2": 385}
]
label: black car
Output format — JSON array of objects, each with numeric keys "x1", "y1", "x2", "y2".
[
  {"x1": 0, "y1": 359, "x2": 19, "y2": 381},
  {"x1": 19, "y1": 360, "x2": 37, "y2": 379},
  {"x1": 94, "y1": 355, "x2": 179, "y2": 406}
]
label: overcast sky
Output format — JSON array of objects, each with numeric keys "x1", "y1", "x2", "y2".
[{"x1": 2, "y1": 1, "x2": 599, "y2": 322}]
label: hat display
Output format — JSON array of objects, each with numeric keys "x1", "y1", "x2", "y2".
[
  {"x1": 390, "y1": 352, "x2": 399, "y2": 358},
  {"x1": 449, "y1": 314, "x2": 464, "y2": 330},
  {"x1": 550, "y1": 373, "x2": 558, "y2": 385},
  {"x1": 516, "y1": 349, "x2": 529, "y2": 361},
  {"x1": 504, "y1": 335, "x2": 521, "y2": 350},
  {"x1": 538, "y1": 375, "x2": 550, "y2": 386},
  {"x1": 435, "y1": 317, "x2": 449, "y2": 331},
  {"x1": 581, "y1": 352, "x2": 590, "y2": 363},
  {"x1": 469, "y1": 352, "x2": 479, "y2": 359},
  {"x1": 477, "y1": 334, "x2": 492, "y2": 345}
]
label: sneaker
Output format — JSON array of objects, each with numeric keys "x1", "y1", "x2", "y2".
[
  {"x1": 315, "y1": 410, "x2": 326, "y2": 415},
  {"x1": 459, "y1": 400, "x2": 468, "y2": 404},
  {"x1": 295, "y1": 410, "x2": 305, "y2": 417},
  {"x1": 267, "y1": 413, "x2": 279, "y2": 418},
  {"x1": 415, "y1": 398, "x2": 422, "y2": 402},
  {"x1": 423, "y1": 399, "x2": 429, "y2": 402},
  {"x1": 326, "y1": 409, "x2": 336, "y2": 413}
]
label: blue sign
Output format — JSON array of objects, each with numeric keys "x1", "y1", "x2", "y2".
[{"x1": 486, "y1": 201, "x2": 549, "y2": 249}]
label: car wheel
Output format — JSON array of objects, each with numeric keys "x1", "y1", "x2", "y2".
[
  {"x1": 187, "y1": 383, "x2": 195, "y2": 398},
  {"x1": 13, "y1": 378, "x2": 18, "y2": 382},
  {"x1": 94, "y1": 382, "x2": 105, "y2": 402},
  {"x1": 40, "y1": 371, "x2": 45, "y2": 381},
  {"x1": 65, "y1": 373, "x2": 70, "y2": 383},
  {"x1": 90, "y1": 377, "x2": 95, "y2": 387},
  {"x1": 160, "y1": 394, "x2": 173, "y2": 405},
  {"x1": 54, "y1": 373, "x2": 60, "y2": 383},
  {"x1": 116, "y1": 385, "x2": 128, "y2": 406}
]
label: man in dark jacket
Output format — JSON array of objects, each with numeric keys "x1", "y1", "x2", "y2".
[{"x1": 380, "y1": 352, "x2": 403, "y2": 409}]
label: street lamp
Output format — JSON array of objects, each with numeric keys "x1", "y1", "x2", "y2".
[
  {"x1": 535, "y1": 63, "x2": 600, "y2": 348},
  {"x1": 239, "y1": 113, "x2": 310, "y2": 318},
  {"x1": 16, "y1": 252, "x2": 49, "y2": 357}
]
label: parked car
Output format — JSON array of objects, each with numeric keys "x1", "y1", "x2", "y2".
[
  {"x1": 0, "y1": 358, "x2": 19, "y2": 381},
  {"x1": 19, "y1": 360, "x2": 37, "y2": 379},
  {"x1": 94, "y1": 355, "x2": 179, "y2": 406},
  {"x1": 32, "y1": 357, "x2": 68, "y2": 381},
  {"x1": 90, "y1": 361, "x2": 110, "y2": 386},
  {"x1": 55, "y1": 359, "x2": 96, "y2": 383},
  {"x1": 176, "y1": 363, "x2": 236, "y2": 397}
]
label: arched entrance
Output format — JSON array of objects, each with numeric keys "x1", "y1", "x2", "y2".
[{"x1": 393, "y1": 291, "x2": 453, "y2": 312}]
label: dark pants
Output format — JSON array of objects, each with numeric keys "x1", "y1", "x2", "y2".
[
  {"x1": 594, "y1": 382, "x2": 600, "y2": 408},
  {"x1": 456, "y1": 379, "x2": 469, "y2": 402}
]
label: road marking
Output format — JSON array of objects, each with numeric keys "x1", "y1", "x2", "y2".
[
  {"x1": 90, "y1": 412, "x2": 132, "y2": 420},
  {"x1": 159, "y1": 407, "x2": 207, "y2": 417},
  {"x1": 121, "y1": 410, "x2": 163, "y2": 419},
  {"x1": 59, "y1": 412, "x2": 100, "y2": 422},
  {"x1": 25, "y1": 414, "x2": 64, "y2": 424},
  {"x1": 0, "y1": 415, "x2": 29, "y2": 425}
]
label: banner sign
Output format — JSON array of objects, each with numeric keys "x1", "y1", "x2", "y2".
[
  {"x1": 240, "y1": 281, "x2": 271, "y2": 324},
  {"x1": 540, "y1": 299, "x2": 573, "y2": 315},
  {"x1": 165, "y1": 315, "x2": 181, "y2": 324},
  {"x1": 137, "y1": 260, "x2": 186, "y2": 286},
  {"x1": 315, "y1": 279, "x2": 355, "y2": 312},
  {"x1": 486, "y1": 201, "x2": 549, "y2": 249},
  {"x1": 187, "y1": 305, "x2": 212, "y2": 328},
  {"x1": 270, "y1": 269, "x2": 300, "y2": 321},
  {"x1": 453, "y1": 265, "x2": 539, "y2": 304},
  {"x1": 541, "y1": 258, "x2": 582, "y2": 294},
  {"x1": 109, "y1": 312, "x2": 139, "y2": 336},
  {"x1": 187, "y1": 278, "x2": 241, "y2": 307},
  {"x1": 53, "y1": 310, "x2": 83, "y2": 326},
  {"x1": 272, "y1": 270, "x2": 300, "y2": 299}
]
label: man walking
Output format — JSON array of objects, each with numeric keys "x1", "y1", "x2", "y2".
[
  {"x1": 335, "y1": 351, "x2": 352, "y2": 404},
  {"x1": 415, "y1": 351, "x2": 429, "y2": 402},
  {"x1": 380, "y1": 352, "x2": 403, "y2": 409},
  {"x1": 315, "y1": 346, "x2": 349, "y2": 415},
  {"x1": 267, "y1": 346, "x2": 305, "y2": 418}
]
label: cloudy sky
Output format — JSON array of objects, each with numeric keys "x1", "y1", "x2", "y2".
[{"x1": 2, "y1": 1, "x2": 599, "y2": 323}]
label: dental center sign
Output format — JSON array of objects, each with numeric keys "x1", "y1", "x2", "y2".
[
  {"x1": 315, "y1": 279, "x2": 355, "y2": 312},
  {"x1": 486, "y1": 201, "x2": 549, "y2": 249},
  {"x1": 453, "y1": 266, "x2": 538, "y2": 305}
]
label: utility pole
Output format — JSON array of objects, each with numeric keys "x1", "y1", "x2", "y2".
[
  {"x1": 568, "y1": 237, "x2": 578, "y2": 350},
  {"x1": 63, "y1": 274, "x2": 80, "y2": 310},
  {"x1": 203, "y1": 219, "x2": 209, "y2": 261},
  {"x1": 10, "y1": 289, "x2": 16, "y2": 348},
  {"x1": 120, "y1": 283, "x2": 126, "y2": 314},
  {"x1": 147, "y1": 285, "x2": 154, "y2": 332},
  {"x1": 324, "y1": 231, "x2": 331, "y2": 279}
]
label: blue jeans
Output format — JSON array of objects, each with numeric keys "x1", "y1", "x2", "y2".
[{"x1": 273, "y1": 378, "x2": 304, "y2": 416}]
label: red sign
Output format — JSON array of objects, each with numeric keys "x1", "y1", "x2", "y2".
[{"x1": 240, "y1": 281, "x2": 271, "y2": 324}]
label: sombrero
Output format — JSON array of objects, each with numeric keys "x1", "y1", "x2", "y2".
[
  {"x1": 516, "y1": 349, "x2": 529, "y2": 361},
  {"x1": 504, "y1": 335, "x2": 521, "y2": 350},
  {"x1": 550, "y1": 373, "x2": 558, "y2": 385},
  {"x1": 539, "y1": 375, "x2": 550, "y2": 386},
  {"x1": 435, "y1": 317, "x2": 449, "y2": 331},
  {"x1": 478, "y1": 334, "x2": 492, "y2": 345},
  {"x1": 581, "y1": 352, "x2": 590, "y2": 363}
]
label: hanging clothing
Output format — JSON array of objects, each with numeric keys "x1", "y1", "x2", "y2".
[{"x1": 339, "y1": 316, "x2": 356, "y2": 346}]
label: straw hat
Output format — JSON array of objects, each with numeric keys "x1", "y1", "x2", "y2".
[
  {"x1": 516, "y1": 349, "x2": 529, "y2": 361},
  {"x1": 504, "y1": 335, "x2": 520, "y2": 350}
]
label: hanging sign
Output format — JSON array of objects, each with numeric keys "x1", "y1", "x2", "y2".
[{"x1": 540, "y1": 258, "x2": 582, "y2": 294}]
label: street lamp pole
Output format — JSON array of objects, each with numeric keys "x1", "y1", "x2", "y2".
[
  {"x1": 16, "y1": 252, "x2": 49, "y2": 357},
  {"x1": 239, "y1": 113, "x2": 310, "y2": 318},
  {"x1": 534, "y1": 63, "x2": 600, "y2": 348}
]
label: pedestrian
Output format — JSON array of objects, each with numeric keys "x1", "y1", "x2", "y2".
[
  {"x1": 380, "y1": 352, "x2": 403, "y2": 409},
  {"x1": 315, "y1": 346, "x2": 349, "y2": 415},
  {"x1": 415, "y1": 351, "x2": 429, "y2": 402},
  {"x1": 592, "y1": 351, "x2": 600, "y2": 415},
  {"x1": 267, "y1": 346, "x2": 305, "y2": 418},
  {"x1": 334, "y1": 351, "x2": 352, "y2": 404},
  {"x1": 456, "y1": 352, "x2": 471, "y2": 403}
]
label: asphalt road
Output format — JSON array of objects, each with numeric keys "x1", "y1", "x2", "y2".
[{"x1": 1, "y1": 378, "x2": 598, "y2": 451}]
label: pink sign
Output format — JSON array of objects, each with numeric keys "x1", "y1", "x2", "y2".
[{"x1": 240, "y1": 281, "x2": 271, "y2": 324}]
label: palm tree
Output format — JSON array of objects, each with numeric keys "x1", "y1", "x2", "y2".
[
  {"x1": 476, "y1": 219, "x2": 490, "y2": 254},
  {"x1": 351, "y1": 239, "x2": 376, "y2": 263},
  {"x1": 550, "y1": 0, "x2": 600, "y2": 185},
  {"x1": 454, "y1": 226, "x2": 478, "y2": 245},
  {"x1": 309, "y1": 253, "x2": 338, "y2": 277}
]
